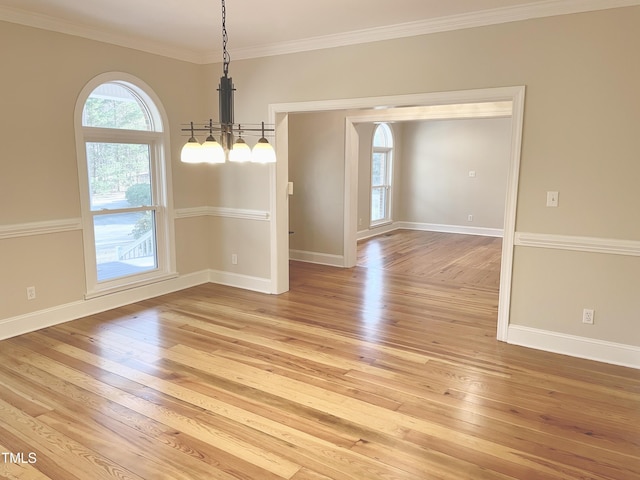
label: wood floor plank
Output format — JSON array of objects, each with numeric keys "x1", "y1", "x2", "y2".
[
  {"x1": 46, "y1": 345, "x2": 301, "y2": 478},
  {"x1": 166, "y1": 343, "x2": 618, "y2": 479},
  {"x1": 0, "y1": 437, "x2": 65, "y2": 480},
  {"x1": 0, "y1": 396, "x2": 144, "y2": 480},
  {"x1": 0, "y1": 231, "x2": 637, "y2": 479}
]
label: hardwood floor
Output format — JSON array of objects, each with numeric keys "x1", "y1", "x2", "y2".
[
  {"x1": 1, "y1": 231, "x2": 638, "y2": 479},
  {"x1": 357, "y1": 229, "x2": 503, "y2": 287}
]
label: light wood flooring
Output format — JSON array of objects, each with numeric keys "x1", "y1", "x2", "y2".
[{"x1": 0, "y1": 230, "x2": 638, "y2": 479}]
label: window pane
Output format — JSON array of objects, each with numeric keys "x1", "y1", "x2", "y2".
[
  {"x1": 371, "y1": 187, "x2": 387, "y2": 222},
  {"x1": 372, "y1": 153, "x2": 386, "y2": 186},
  {"x1": 94, "y1": 211, "x2": 157, "y2": 282},
  {"x1": 373, "y1": 123, "x2": 393, "y2": 148},
  {"x1": 86, "y1": 143, "x2": 151, "y2": 211},
  {"x1": 83, "y1": 83, "x2": 152, "y2": 130}
]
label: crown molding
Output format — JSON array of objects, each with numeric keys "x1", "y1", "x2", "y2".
[
  {"x1": 0, "y1": 4, "x2": 205, "y2": 63},
  {"x1": 210, "y1": 0, "x2": 640, "y2": 62},
  {"x1": 2, "y1": 0, "x2": 640, "y2": 64}
]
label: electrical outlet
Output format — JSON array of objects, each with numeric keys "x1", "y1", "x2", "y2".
[
  {"x1": 467, "y1": 214, "x2": 473, "y2": 222},
  {"x1": 231, "y1": 254, "x2": 238, "y2": 265},
  {"x1": 582, "y1": 308, "x2": 594, "y2": 325},
  {"x1": 26, "y1": 286, "x2": 36, "y2": 300}
]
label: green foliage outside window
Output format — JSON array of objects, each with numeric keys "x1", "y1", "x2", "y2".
[
  {"x1": 84, "y1": 86, "x2": 152, "y2": 196},
  {"x1": 131, "y1": 211, "x2": 153, "y2": 239},
  {"x1": 83, "y1": 96, "x2": 149, "y2": 130},
  {"x1": 125, "y1": 183, "x2": 152, "y2": 207},
  {"x1": 126, "y1": 184, "x2": 153, "y2": 239},
  {"x1": 86, "y1": 143, "x2": 150, "y2": 195}
]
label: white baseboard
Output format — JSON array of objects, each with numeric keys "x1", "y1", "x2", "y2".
[
  {"x1": 289, "y1": 249, "x2": 345, "y2": 267},
  {"x1": 397, "y1": 221, "x2": 504, "y2": 237},
  {"x1": 0, "y1": 270, "x2": 208, "y2": 341},
  {"x1": 508, "y1": 325, "x2": 640, "y2": 370},
  {"x1": 208, "y1": 269, "x2": 272, "y2": 293},
  {"x1": 357, "y1": 222, "x2": 503, "y2": 240},
  {"x1": 5, "y1": 265, "x2": 637, "y2": 371},
  {"x1": 357, "y1": 223, "x2": 397, "y2": 240},
  {"x1": 0, "y1": 269, "x2": 272, "y2": 341}
]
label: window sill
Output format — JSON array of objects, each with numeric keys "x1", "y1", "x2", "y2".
[
  {"x1": 85, "y1": 271, "x2": 179, "y2": 300},
  {"x1": 369, "y1": 220, "x2": 393, "y2": 229}
]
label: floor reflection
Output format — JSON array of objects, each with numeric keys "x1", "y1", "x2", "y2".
[
  {"x1": 359, "y1": 240, "x2": 387, "y2": 342},
  {"x1": 93, "y1": 308, "x2": 164, "y2": 377}
]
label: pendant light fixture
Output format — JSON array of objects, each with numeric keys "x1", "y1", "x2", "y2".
[{"x1": 181, "y1": 0, "x2": 276, "y2": 164}]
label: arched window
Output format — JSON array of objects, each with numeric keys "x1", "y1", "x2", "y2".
[
  {"x1": 371, "y1": 123, "x2": 394, "y2": 226},
  {"x1": 75, "y1": 73, "x2": 175, "y2": 297}
]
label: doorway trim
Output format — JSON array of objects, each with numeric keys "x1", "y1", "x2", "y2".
[{"x1": 269, "y1": 86, "x2": 525, "y2": 342}]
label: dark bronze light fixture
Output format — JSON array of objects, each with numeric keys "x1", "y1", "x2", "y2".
[{"x1": 181, "y1": 0, "x2": 276, "y2": 164}]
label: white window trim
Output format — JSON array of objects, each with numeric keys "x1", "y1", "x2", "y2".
[
  {"x1": 74, "y1": 72, "x2": 176, "y2": 299},
  {"x1": 370, "y1": 124, "x2": 394, "y2": 227}
]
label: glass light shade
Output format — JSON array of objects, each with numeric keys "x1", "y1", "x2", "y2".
[
  {"x1": 229, "y1": 138, "x2": 251, "y2": 163},
  {"x1": 181, "y1": 137, "x2": 203, "y2": 163},
  {"x1": 201, "y1": 135, "x2": 226, "y2": 164},
  {"x1": 251, "y1": 138, "x2": 276, "y2": 164}
]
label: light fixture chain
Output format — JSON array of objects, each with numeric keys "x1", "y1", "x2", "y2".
[
  {"x1": 221, "y1": 0, "x2": 230, "y2": 77},
  {"x1": 180, "y1": 0, "x2": 276, "y2": 164}
]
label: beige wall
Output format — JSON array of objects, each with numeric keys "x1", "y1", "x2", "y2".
[
  {"x1": 287, "y1": 113, "x2": 511, "y2": 255},
  {"x1": 288, "y1": 111, "x2": 346, "y2": 256},
  {"x1": 356, "y1": 118, "x2": 511, "y2": 231},
  {"x1": 511, "y1": 249, "x2": 640, "y2": 345},
  {"x1": 396, "y1": 118, "x2": 510, "y2": 229},
  {"x1": 0, "y1": 233, "x2": 85, "y2": 319},
  {"x1": 226, "y1": 7, "x2": 640, "y2": 348},
  {"x1": 0, "y1": 21, "x2": 210, "y2": 320},
  {"x1": 1, "y1": 6, "x2": 639, "y2": 352}
]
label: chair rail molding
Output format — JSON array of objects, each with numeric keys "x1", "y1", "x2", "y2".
[
  {"x1": 175, "y1": 207, "x2": 269, "y2": 221},
  {"x1": 0, "y1": 218, "x2": 82, "y2": 240},
  {"x1": 515, "y1": 232, "x2": 640, "y2": 256}
]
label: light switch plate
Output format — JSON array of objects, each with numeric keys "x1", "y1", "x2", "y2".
[{"x1": 546, "y1": 191, "x2": 559, "y2": 207}]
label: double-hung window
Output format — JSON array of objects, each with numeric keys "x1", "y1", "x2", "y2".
[
  {"x1": 371, "y1": 123, "x2": 394, "y2": 226},
  {"x1": 75, "y1": 74, "x2": 175, "y2": 297}
]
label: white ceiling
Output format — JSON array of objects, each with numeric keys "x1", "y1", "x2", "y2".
[{"x1": 1, "y1": 0, "x2": 638, "y2": 63}]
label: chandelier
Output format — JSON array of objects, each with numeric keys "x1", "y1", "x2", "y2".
[{"x1": 181, "y1": 0, "x2": 276, "y2": 164}]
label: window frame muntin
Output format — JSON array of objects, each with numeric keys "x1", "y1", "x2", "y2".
[
  {"x1": 74, "y1": 73, "x2": 176, "y2": 298},
  {"x1": 370, "y1": 123, "x2": 394, "y2": 227}
]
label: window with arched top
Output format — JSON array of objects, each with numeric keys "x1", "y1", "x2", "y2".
[
  {"x1": 371, "y1": 123, "x2": 394, "y2": 226},
  {"x1": 75, "y1": 73, "x2": 175, "y2": 297},
  {"x1": 82, "y1": 82, "x2": 155, "y2": 130}
]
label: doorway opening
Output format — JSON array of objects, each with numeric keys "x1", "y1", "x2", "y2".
[{"x1": 269, "y1": 87, "x2": 525, "y2": 341}]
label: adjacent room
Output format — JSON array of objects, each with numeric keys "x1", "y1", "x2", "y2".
[{"x1": 1, "y1": 1, "x2": 638, "y2": 478}]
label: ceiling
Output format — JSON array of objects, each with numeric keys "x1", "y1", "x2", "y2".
[{"x1": 1, "y1": 0, "x2": 638, "y2": 63}]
